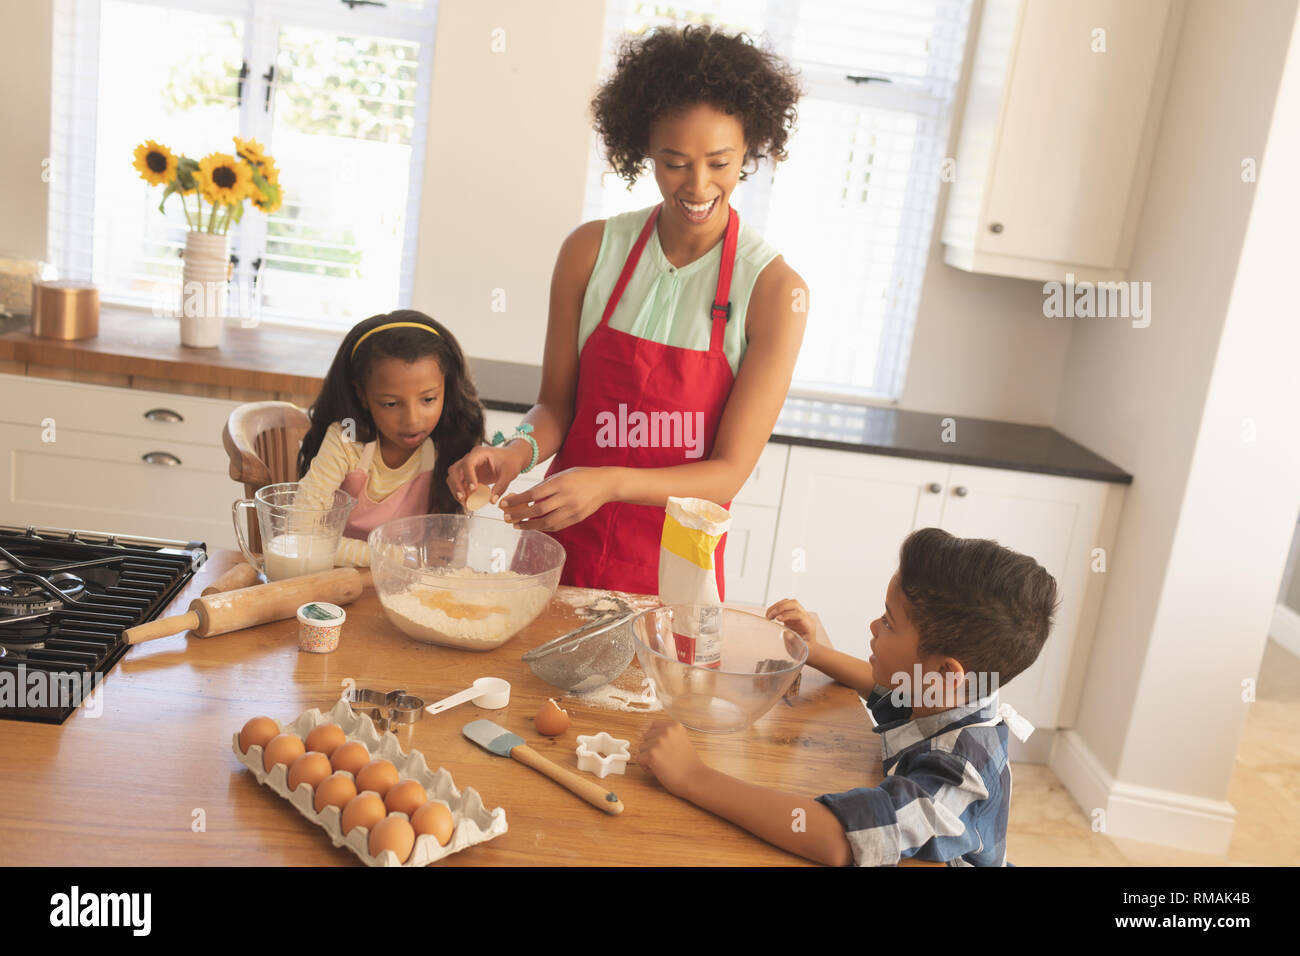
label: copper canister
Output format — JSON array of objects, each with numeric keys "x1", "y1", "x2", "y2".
[{"x1": 31, "y1": 279, "x2": 99, "y2": 340}]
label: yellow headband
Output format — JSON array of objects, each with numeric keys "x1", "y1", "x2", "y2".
[{"x1": 350, "y1": 321, "x2": 440, "y2": 359}]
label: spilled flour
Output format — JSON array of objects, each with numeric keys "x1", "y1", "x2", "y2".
[{"x1": 566, "y1": 660, "x2": 663, "y2": 713}]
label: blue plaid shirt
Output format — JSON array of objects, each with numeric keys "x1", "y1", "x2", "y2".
[{"x1": 816, "y1": 686, "x2": 1018, "y2": 867}]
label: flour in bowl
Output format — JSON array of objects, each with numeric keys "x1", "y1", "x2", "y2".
[{"x1": 381, "y1": 567, "x2": 553, "y2": 649}]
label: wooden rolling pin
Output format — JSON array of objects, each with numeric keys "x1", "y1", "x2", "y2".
[
  {"x1": 201, "y1": 562, "x2": 261, "y2": 595},
  {"x1": 125, "y1": 567, "x2": 370, "y2": 645}
]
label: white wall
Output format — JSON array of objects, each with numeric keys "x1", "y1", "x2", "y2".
[
  {"x1": 0, "y1": 0, "x2": 52, "y2": 259},
  {"x1": 1052, "y1": 0, "x2": 1300, "y2": 851},
  {"x1": 410, "y1": 0, "x2": 605, "y2": 364}
]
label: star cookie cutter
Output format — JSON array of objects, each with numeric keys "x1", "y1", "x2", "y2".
[{"x1": 575, "y1": 732, "x2": 631, "y2": 779}]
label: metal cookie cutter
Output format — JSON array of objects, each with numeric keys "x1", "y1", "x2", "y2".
[
  {"x1": 343, "y1": 687, "x2": 425, "y2": 733},
  {"x1": 575, "y1": 732, "x2": 631, "y2": 779}
]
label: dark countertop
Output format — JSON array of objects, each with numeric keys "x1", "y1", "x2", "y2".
[
  {"x1": 1, "y1": 308, "x2": 1131, "y2": 485},
  {"x1": 472, "y1": 359, "x2": 1132, "y2": 485}
]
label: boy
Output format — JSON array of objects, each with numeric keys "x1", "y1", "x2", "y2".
[{"x1": 637, "y1": 527, "x2": 1058, "y2": 866}]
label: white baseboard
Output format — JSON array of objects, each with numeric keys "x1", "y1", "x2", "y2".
[
  {"x1": 1270, "y1": 603, "x2": 1300, "y2": 658},
  {"x1": 1049, "y1": 729, "x2": 1236, "y2": 857},
  {"x1": 1008, "y1": 726, "x2": 1054, "y2": 764}
]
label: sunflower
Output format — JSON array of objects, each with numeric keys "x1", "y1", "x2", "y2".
[
  {"x1": 196, "y1": 152, "x2": 253, "y2": 205},
  {"x1": 251, "y1": 163, "x2": 283, "y2": 214},
  {"x1": 232, "y1": 135, "x2": 268, "y2": 165},
  {"x1": 132, "y1": 140, "x2": 176, "y2": 186}
]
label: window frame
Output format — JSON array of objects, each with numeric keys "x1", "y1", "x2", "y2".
[{"x1": 48, "y1": 0, "x2": 439, "y2": 332}]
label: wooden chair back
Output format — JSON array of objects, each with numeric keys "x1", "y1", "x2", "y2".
[{"x1": 222, "y1": 402, "x2": 312, "y2": 553}]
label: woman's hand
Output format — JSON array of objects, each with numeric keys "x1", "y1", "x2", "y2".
[
  {"x1": 499, "y1": 466, "x2": 616, "y2": 533},
  {"x1": 638, "y1": 720, "x2": 709, "y2": 800},
  {"x1": 446, "y1": 444, "x2": 527, "y2": 506}
]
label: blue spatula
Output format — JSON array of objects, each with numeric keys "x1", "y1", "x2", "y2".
[{"x1": 463, "y1": 719, "x2": 624, "y2": 815}]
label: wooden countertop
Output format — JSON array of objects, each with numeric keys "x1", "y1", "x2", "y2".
[{"x1": 0, "y1": 549, "x2": 889, "y2": 867}]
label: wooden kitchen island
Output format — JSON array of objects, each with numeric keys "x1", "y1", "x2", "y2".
[{"x1": 0, "y1": 549, "x2": 891, "y2": 867}]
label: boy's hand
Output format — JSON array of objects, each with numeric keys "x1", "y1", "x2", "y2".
[
  {"x1": 638, "y1": 720, "x2": 709, "y2": 800},
  {"x1": 766, "y1": 598, "x2": 818, "y2": 643}
]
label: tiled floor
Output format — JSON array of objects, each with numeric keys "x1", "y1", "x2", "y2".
[{"x1": 1005, "y1": 637, "x2": 1300, "y2": 866}]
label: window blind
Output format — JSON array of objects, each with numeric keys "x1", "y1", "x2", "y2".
[
  {"x1": 47, "y1": 0, "x2": 438, "y2": 331},
  {"x1": 586, "y1": 0, "x2": 973, "y2": 401}
]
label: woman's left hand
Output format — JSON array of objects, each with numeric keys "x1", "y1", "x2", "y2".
[{"x1": 499, "y1": 467, "x2": 616, "y2": 533}]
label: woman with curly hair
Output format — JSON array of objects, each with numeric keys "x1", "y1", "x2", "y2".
[{"x1": 449, "y1": 25, "x2": 807, "y2": 598}]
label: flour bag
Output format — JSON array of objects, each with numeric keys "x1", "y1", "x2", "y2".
[{"x1": 658, "y1": 496, "x2": 732, "y2": 668}]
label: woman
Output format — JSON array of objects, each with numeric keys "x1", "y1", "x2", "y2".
[{"x1": 448, "y1": 25, "x2": 807, "y2": 599}]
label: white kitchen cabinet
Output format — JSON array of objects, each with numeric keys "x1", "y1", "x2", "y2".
[
  {"x1": 723, "y1": 503, "x2": 778, "y2": 606},
  {"x1": 767, "y1": 444, "x2": 1125, "y2": 755},
  {"x1": 0, "y1": 374, "x2": 244, "y2": 549},
  {"x1": 767, "y1": 448, "x2": 952, "y2": 658},
  {"x1": 942, "y1": 0, "x2": 1184, "y2": 282}
]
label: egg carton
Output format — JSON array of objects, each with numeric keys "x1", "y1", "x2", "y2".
[{"x1": 232, "y1": 698, "x2": 508, "y2": 866}]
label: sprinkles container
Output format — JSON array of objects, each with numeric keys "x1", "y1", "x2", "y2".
[{"x1": 297, "y1": 602, "x2": 345, "y2": 653}]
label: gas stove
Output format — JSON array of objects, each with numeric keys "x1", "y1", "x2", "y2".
[{"x1": 0, "y1": 524, "x2": 206, "y2": 723}]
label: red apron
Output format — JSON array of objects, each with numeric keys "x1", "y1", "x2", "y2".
[
  {"x1": 339, "y1": 439, "x2": 437, "y2": 540},
  {"x1": 545, "y1": 203, "x2": 738, "y2": 598}
]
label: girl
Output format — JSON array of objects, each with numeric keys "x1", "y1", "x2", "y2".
[
  {"x1": 447, "y1": 25, "x2": 807, "y2": 599},
  {"x1": 297, "y1": 310, "x2": 485, "y2": 565}
]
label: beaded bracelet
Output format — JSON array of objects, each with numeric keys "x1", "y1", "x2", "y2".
[{"x1": 490, "y1": 423, "x2": 539, "y2": 473}]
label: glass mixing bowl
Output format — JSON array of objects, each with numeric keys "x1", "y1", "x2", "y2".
[
  {"x1": 631, "y1": 605, "x2": 808, "y2": 733},
  {"x1": 368, "y1": 515, "x2": 564, "y2": 651}
]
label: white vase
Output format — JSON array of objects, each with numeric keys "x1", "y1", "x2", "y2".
[{"x1": 179, "y1": 231, "x2": 229, "y2": 348}]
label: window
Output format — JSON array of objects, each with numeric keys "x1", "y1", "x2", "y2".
[
  {"x1": 586, "y1": 0, "x2": 973, "y2": 402},
  {"x1": 48, "y1": 0, "x2": 437, "y2": 330}
]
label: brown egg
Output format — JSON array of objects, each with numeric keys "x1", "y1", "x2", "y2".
[
  {"x1": 356, "y1": 759, "x2": 400, "y2": 798},
  {"x1": 330, "y1": 740, "x2": 370, "y2": 776},
  {"x1": 287, "y1": 751, "x2": 333, "y2": 792},
  {"x1": 384, "y1": 779, "x2": 428, "y2": 818},
  {"x1": 369, "y1": 813, "x2": 415, "y2": 863},
  {"x1": 240, "y1": 716, "x2": 280, "y2": 755},
  {"x1": 534, "y1": 698, "x2": 571, "y2": 737},
  {"x1": 411, "y1": 801, "x2": 455, "y2": 847},
  {"x1": 304, "y1": 723, "x2": 347, "y2": 757},
  {"x1": 314, "y1": 771, "x2": 358, "y2": 814},
  {"x1": 263, "y1": 733, "x2": 305, "y2": 773},
  {"x1": 341, "y1": 791, "x2": 386, "y2": 836}
]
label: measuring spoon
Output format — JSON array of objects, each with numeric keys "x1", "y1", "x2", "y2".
[{"x1": 425, "y1": 677, "x2": 512, "y2": 717}]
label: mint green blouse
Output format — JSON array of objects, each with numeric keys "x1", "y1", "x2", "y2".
[{"x1": 577, "y1": 205, "x2": 781, "y2": 376}]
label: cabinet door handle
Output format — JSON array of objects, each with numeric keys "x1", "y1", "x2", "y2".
[
  {"x1": 926, "y1": 482, "x2": 942, "y2": 494},
  {"x1": 143, "y1": 408, "x2": 184, "y2": 424},
  {"x1": 988, "y1": 222, "x2": 1004, "y2": 234},
  {"x1": 142, "y1": 452, "x2": 182, "y2": 467},
  {"x1": 953, "y1": 485, "x2": 969, "y2": 497}
]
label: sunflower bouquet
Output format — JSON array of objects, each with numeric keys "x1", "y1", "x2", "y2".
[{"x1": 132, "y1": 136, "x2": 283, "y2": 234}]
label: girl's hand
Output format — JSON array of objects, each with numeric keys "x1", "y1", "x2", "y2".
[
  {"x1": 446, "y1": 445, "x2": 524, "y2": 506},
  {"x1": 499, "y1": 467, "x2": 615, "y2": 533},
  {"x1": 766, "y1": 598, "x2": 819, "y2": 644},
  {"x1": 638, "y1": 720, "x2": 708, "y2": 800}
]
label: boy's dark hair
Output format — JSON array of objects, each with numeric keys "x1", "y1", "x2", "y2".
[
  {"x1": 591, "y1": 24, "x2": 802, "y2": 186},
  {"x1": 297, "y1": 310, "x2": 485, "y2": 516},
  {"x1": 897, "y1": 528, "x2": 1058, "y2": 688}
]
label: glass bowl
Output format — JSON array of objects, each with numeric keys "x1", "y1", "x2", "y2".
[
  {"x1": 368, "y1": 515, "x2": 564, "y2": 651},
  {"x1": 631, "y1": 605, "x2": 808, "y2": 733}
]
